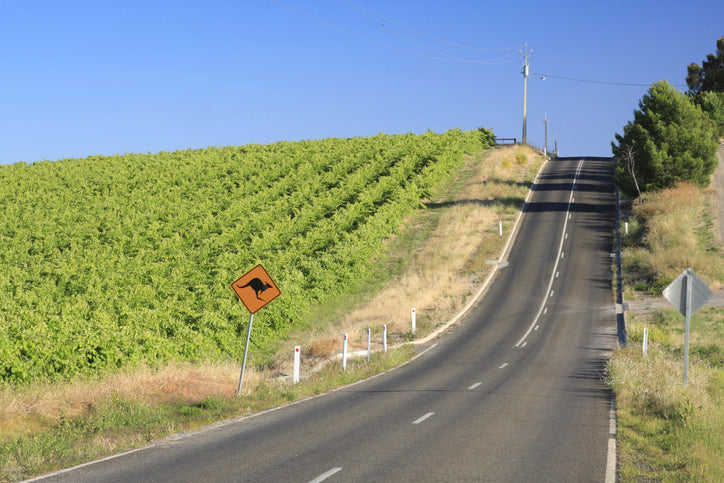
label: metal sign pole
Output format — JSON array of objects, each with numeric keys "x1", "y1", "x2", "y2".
[
  {"x1": 662, "y1": 268, "x2": 713, "y2": 386},
  {"x1": 683, "y1": 271, "x2": 692, "y2": 385},
  {"x1": 237, "y1": 313, "x2": 254, "y2": 395}
]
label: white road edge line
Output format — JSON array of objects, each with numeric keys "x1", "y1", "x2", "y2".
[
  {"x1": 310, "y1": 467, "x2": 343, "y2": 483},
  {"x1": 23, "y1": 446, "x2": 151, "y2": 482},
  {"x1": 412, "y1": 412, "x2": 435, "y2": 424},
  {"x1": 468, "y1": 382, "x2": 482, "y2": 389},
  {"x1": 515, "y1": 159, "x2": 584, "y2": 348},
  {"x1": 605, "y1": 397, "x2": 617, "y2": 483},
  {"x1": 29, "y1": 156, "x2": 561, "y2": 483}
]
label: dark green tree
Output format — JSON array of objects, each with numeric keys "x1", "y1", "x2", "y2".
[
  {"x1": 692, "y1": 90, "x2": 724, "y2": 136},
  {"x1": 612, "y1": 81, "x2": 719, "y2": 196},
  {"x1": 686, "y1": 36, "x2": 724, "y2": 94}
]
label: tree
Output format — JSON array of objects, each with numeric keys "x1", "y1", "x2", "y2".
[
  {"x1": 686, "y1": 36, "x2": 724, "y2": 94},
  {"x1": 692, "y1": 90, "x2": 724, "y2": 137},
  {"x1": 619, "y1": 143, "x2": 642, "y2": 204},
  {"x1": 612, "y1": 81, "x2": 719, "y2": 196}
]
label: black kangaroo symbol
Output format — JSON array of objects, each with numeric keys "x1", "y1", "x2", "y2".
[{"x1": 238, "y1": 278, "x2": 272, "y2": 301}]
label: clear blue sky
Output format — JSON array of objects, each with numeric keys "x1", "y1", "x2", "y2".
[{"x1": 1, "y1": 0, "x2": 722, "y2": 165}]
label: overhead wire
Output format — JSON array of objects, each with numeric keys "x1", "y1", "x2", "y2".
[
  {"x1": 339, "y1": 0, "x2": 521, "y2": 52},
  {"x1": 270, "y1": 1, "x2": 685, "y2": 86},
  {"x1": 532, "y1": 72, "x2": 687, "y2": 88},
  {"x1": 269, "y1": 0, "x2": 520, "y2": 64}
]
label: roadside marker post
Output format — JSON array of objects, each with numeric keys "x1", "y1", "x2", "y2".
[
  {"x1": 367, "y1": 328, "x2": 371, "y2": 362},
  {"x1": 342, "y1": 333, "x2": 348, "y2": 371},
  {"x1": 643, "y1": 328, "x2": 648, "y2": 357},
  {"x1": 411, "y1": 308, "x2": 416, "y2": 336},
  {"x1": 499, "y1": 220, "x2": 503, "y2": 236},
  {"x1": 293, "y1": 346, "x2": 300, "y2": 384},
  {"x1": 383, "y1": 325, "x2": 388, "y2": 353},
  {"x1": 231, "y1": 264, "x2": 281, "y2": 395}
]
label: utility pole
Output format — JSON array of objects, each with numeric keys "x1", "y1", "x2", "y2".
[
  {"x1": 520, "y1": 43, "x2": 531, "y2": 145},
  {"x1": 543, "y1": 112, "x2": 549, "y2": 156}
]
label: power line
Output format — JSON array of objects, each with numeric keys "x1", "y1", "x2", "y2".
[
  {"x1": 270, "y1": 0, "x2": 519, "y2": 64},
  {"x1": 531, "y1": 72, "x2": 687, "y2": 88},
  {"x1": 338, "y1": 0, "x2": 518, "y2": 64},
  {"x1": 338, "y1": 0, "x2": 522, "y2": 52}
]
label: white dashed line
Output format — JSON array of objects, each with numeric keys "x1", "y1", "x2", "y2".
[
  {"x1": 412, "y1": 412, "x2": 435, "y2": 425},
  {"x1": 310, "y1": 467, "x2": 343, "y2": 483},
  {"x1": 515, "y1": 159, "x2": 584, "y2": 348},
  {"x1": 468, "y1": 382, "x2": 482, "y2": 390}
]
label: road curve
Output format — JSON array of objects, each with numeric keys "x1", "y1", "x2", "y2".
[{"x1": 36, "y1": 156, "x2": 618, "y2": 482}]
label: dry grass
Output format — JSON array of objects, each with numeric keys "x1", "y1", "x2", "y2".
[
  {"x1": 614, "y1": 170, "x2": 724, "y2": 480},
  {"x1": 280, "y1": 144, "x2": 542, "y2": 362},
  {"x1": 0, "y1": 144, "x2": 544, "y2": 443},
  {"x1": 623, "y1": 182, "x2": 724, "y2": 292},
  {"x1": 0, "y1": 362, "x2": 242, "y2": 438},
  {"x1": 608, "y1": 343, "x2": 715, "y2": 420},
  {"x1": 607, "y1": 309, "x2": 724, "y2": 481}
]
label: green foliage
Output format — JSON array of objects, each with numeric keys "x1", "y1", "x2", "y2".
[
  {"x1": 0, "y1": 129, "x2": 494, "y2": 383},
  {"x1": 686, "y1": 36, "x2": 724, "y2": 95},
  {"x1": 607, "y1": 307, "x2": 724, "y2": 481},
  {"x1": 612, "y1": 81, "x2": 719, "y2": 196},
  {"x1": 692, "y1": 90, "x2": 724, "y2": 137},
  {"x1": 0, "y1": 346, "x2": 416, "y2": 480}
]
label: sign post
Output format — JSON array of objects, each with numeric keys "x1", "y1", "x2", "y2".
[
  {"x1": 231, "y1": 264, "x2": 281, "y2": 395},
  {"x1": 238, "y1": 312, "x2": 254, "y2": 395},
  {"x1": 662, "y1": 268, "x2": 713, "y2": 385}
]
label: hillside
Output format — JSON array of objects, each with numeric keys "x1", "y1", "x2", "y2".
[{"x1": 0, "y1": 129, "x2": 494, "y2": 384}]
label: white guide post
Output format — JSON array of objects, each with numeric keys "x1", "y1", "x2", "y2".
[
  {"x1": 367, "y1": 328, "x2": 371, "y2": 362},
  {"x1": 411, "y1": 308, "x2": 416, "y2": 336},
  {"x1": 342, "y1": 333, "x2": 348, "y2": 371},
  {"x1": 643, "y1": 328, "x2": 648, "y2": 357},
  {"x1": 383, "y1": 324, "x2": 388, "y2": 353},
  {"x1": 293, "y1": 345, "x2": 300, "y2": 384}
]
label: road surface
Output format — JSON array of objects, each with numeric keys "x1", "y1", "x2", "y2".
[{"x1": 37, "y1": 156, "x2": 618, "y2": 482}]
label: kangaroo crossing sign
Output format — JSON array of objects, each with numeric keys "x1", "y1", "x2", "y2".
[{"x1": 231, "y1": 264, "x2": 281, "y2": 314}]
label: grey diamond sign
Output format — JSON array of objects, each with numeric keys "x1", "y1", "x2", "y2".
[
  {"x1": 662, "y1": 268, "x2": 713, "y2": 317},
  {"x1": 662, "y1": 268, "x2": 713, "y2": 385}
]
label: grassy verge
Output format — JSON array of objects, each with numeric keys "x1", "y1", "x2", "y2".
[
  {"x1": 621, "y1": 182, "x2": 723, "y2": 297},
  {"x1": 0, "y1": 347, "x2": 415, "y2": 481},
  {"x1": 607, "y1": 309, "x2": 724, "y2": 481},
  {"x1": 609, "y1": 181, "x2": 724, "y2": 481},
  {"x1": 0, "y1": 144, "x2": 544, "y2": 481}
]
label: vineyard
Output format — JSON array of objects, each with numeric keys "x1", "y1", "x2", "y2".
[{"x1": 0, "y1": 128, "x2": 494, "y2": 383}]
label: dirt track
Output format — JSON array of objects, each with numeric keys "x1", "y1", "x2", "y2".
[{"x1": 714, "y1": 142, "x2": 724, "y2": 244}]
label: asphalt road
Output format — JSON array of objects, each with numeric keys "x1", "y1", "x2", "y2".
[{"x1": 36, "y1": 156, "x2": 618, "y2": 482}]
